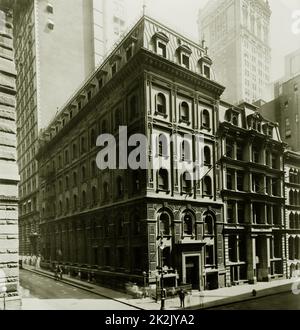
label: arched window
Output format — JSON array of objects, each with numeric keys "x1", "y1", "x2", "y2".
[
  {"x1": 73, "y1": 172, "x2": 77, "y2": 186},
  {"x1": 130, "y1": 95, "x2": 137, "y2": 119},
  {"x1": 82, "y1": 191, "x2": 87, "y2": 208},
  {"x1": 115, "y1": 109, "x2": 121, "y2": 129},
  {"x1": 81, "y1": 166, "x2": 86, "y2": 181},
  {"x1": 290, "y1": 169, "x2": 294, "y2": 183},
  {"x1": 159, "y1": 213, "x2": 170, "y2": 236},
  {"x1": 232, "y1": 115, "x2": 238, "y2": 126},
  {"x1": 117, "y1": 176, "x2": 124, "y2": 198},
  {"x1": 180, "y1": 102, "x2": 189, "y2": 122},
  {"x1": 133, "y1": 214, "x2": 141, "y2": 235},
  {"x1": 181, "y1": 140, "x2": 191, "y2": 161},
  {"x1": 91, "y1": 161, "x2": 96, "y2": 177},
  {"x1": 182, "y1": 171, "x2": 192, "y2": 194},
  {"x1": 102, "y1": 120, "x2": 107, "y2": 134},
  {"x1": 204, "y1": 146, "x2": 211, "y2": 165},
  {"x1": 183, "y1": 212, "x2": 194, "y2": 236},
  {"x1": 290, "y1": 213, "x2": 295, "y2": 229},
  {"x1": 296, "y1": 237, "x2": 300, "y2": 259},
  {"x1": 204, "y1": 213, "x2": 214, "y2": 236},
  {"x1": 156, "y1": 93, "x2": 166, "y2": 115},
  {"x1": 65, "y1": 176, "x2": 69, "y2": 189},
  {"x1": 203, "y1": 176, "x2": 212, "y2": 196},
  {"x1": 90, "y1": 129, "x2": 96, "y2": 148},
  {"x1": 72, "y1": 143, "x2": 77, "y2": 159},
  {"x1": 59, "y1": 200, "x2": 62, "y2": 215},
  {"x1": 92, "y1": 186, "x2": 97, "y2": 205},
  {"x1": 158, "y1": 133, "x2": 168, "y2": 157},
  {"x1": 103, "y1": 182, "x2": 109, "y2": 201},
  {"x1": 117, "y1": 217, "x2": 124, "y2": 236},
  {"x1": 81, "y1": 136, "x2": 86, "y2": 153},
  {"x1": 73, "y1": 194, "x2": 78, "y2": 210},
  {"x1": 158, "y1": 169, "x2": 169, "y2": 191},
  {"x1": 66, "y1": 198, "x2": 69, "y2": 212},
  {"x1": 132, "y1": 171, "x2": 141, "y2": 193},
  {"x1": 290, "y1": 190, "x2": 294, "y2": 205},
  {"x1": 289, "y1": 237, "x2": 294, "y2": 260},
  {"x1": 202, "y1": 110, "x2": 210, "y2": 129}
]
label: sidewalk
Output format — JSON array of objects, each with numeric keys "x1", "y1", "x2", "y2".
[{"x1": 21, "y1": 265, "x2": 298, "y2": 310}]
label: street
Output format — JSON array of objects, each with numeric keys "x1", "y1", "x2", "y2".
[
  {"x1": 210, "y1": 291, "x2": 300, "y2": 310},
  {"x1": 19, "y1": 269, "x2": 137, "y2": 310}
]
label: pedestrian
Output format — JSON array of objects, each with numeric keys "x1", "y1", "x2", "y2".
[
  {"x1": 58, "y1": 265, "x2": 63, "y2": 280},
  {"x1": 178, "y1": 288, "x2": 186, "y2": 309},
  {"x1": 54, "y1": 265, "x2": 59, "y2": 281}
]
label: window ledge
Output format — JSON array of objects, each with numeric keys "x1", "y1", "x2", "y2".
[
  {"x1": 179, "y1": 119, "x2": 191, "y2": 125},
  {"x1": 156, "y1": 189, "x2": 170, "y2": 194},
  {"x1": 154, "y1": 111, "x2": 168, "y2": 118}
]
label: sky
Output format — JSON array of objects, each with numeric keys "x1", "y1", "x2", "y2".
[{"x1": 123, "y1": 0, "x2": 300, "y2": 82}]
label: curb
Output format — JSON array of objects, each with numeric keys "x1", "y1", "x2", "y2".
[
  {"x1": 21, "y1": 267, "x2": 145, "y2": 310},
  {"x1": 187, "y1": 283, "x2": 295, "y2": 310}
]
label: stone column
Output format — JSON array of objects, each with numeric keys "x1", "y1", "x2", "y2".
[
  {"x1": 259, "y1": 236, "x2": 271, "y2": 282},
  {"x1": 246, "y1": 236, "x2": 257, "y2": 284}
]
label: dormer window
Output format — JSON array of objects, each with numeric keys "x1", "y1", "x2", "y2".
[
  {"x1": 157, "y1": 42, "x2": 167, "y2": 58},
  {"x1": 153, "y1": 32, "x2": 169, "y2": 58},
  {"x1": 203, "y1": 65, "x2": 210, "y2": 79},
  {"x1": 177, "y1": 45, "x2": 192, "y2": 69},
  {"x1": 225, "y1": 109, "x2": 239, "y2": 126},
  {"x1": 182, "y1": 54, "x2": 190, "y2": 69}
]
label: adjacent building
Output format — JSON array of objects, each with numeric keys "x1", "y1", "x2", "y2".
[
  {"x1": 284, "y1": 151, "x2": 300, "y2": 278},
  {"x1": 219, "y1": 101, "x2": 286, "y2": 285},
  {"x1": 12, "y1": 0, "x2": 126, "y2": 259},
  {"x1": 37, "y1": 15, "x2": 227, "y2": 291},
  {"x1": 260, "y1": 50, "x2": 300, "y2": 152},
  {"x1": 0, "y1": 2, "x2": 20, "y2": 309},
  {"x1": 198, "y1": 0, "x2": 272, "y2": 105}
]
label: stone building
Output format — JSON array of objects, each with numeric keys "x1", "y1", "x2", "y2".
[
  {"x1": 284, "y1": 151, "x2": 300, "y2": 278},
  {"x1": 198, "y1": 0, "x2": 272, "y2": 105},
  {"x1": 37, "y1": 15, "x2": 226, "y2": 291},
  {"x1": 12, "y1": 0, "x2": 126, "y2": 260},
  {"x1": 218, "y1": 101, "x2": 286, "y2": 284},
  {"x1": 0, "y1": 3, "x2": 20, "y2": 309}
]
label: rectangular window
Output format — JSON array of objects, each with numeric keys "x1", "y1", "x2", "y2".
[
  {"x1": 112, "y1": 63, "x2": 117, "y2": 76},
  {"x1": 126, "y1": 46, "x2": 133, "y2": 61},
  {"x1": 227, "y1": 202, "x2": 234, "y2": 223},
  {"x1": 205, "y1": 245, "x2": 214, "y2": 265},
  {"x1": 182, "y1": 54, "x2": 189, "y2": 69},
  {"x1": 157, "y1": 42, "x2": 166, "y2": 58},
  {"x1": 237, "y1": 173, "x2": 244, "y2": 191}
]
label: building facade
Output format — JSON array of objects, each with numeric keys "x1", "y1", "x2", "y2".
[
  {"x1": 37, "y1": 15, "x2": 228, "y2": 291},
  {"x1": 198, "y1": 0, "x2": 271, "y2": 105},
  {"x1": 284, "y1": 151, "x2": 300, "y2": 278},
  {"x1": 218, "y1": 101, "x2": 286, "y2": 284},
  {"x1": 12, "y1": 0, "x2": 126, "y2": 259},
  {"x1": 0, "y1": 3, "x2": 20, "y2": 309},
  {"x1": 260, "y1": 51, "x2": 300, "y2": 152}
]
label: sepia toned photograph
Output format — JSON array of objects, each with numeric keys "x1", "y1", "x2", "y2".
[{"x1": 0, "y1": 0, "x2": 300, "y2": 314}]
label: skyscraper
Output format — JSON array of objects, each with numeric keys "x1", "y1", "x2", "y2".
[
  {"x1": 198, "y1": 0, "x2": 271, "y2": 105},
  {"x1": 0, "y1": 2, "x2": 20, "y2": 309},
  {"x1": 12, "y1": 0, "x2": 126, "y2": 259}
]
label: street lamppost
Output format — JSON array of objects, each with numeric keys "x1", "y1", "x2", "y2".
[{"x1": 142, "y1": 271, "x2": 147, "y2": 298}]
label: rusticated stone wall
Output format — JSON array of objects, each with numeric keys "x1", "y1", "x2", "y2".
[{"x1": 0, "y1": 6, "x2": 20, "y2": 309}]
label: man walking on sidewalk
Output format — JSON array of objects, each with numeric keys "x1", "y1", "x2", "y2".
[{"x1": 178, "y1": 288, "x2": 186, "y2": 309}]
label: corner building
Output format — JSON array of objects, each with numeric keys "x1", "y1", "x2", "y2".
[{"x1": 37, "y1": 15, "x2": 227, "y2": 291}]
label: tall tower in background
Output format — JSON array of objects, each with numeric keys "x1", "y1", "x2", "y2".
[
  {"x1": 0, "y1": 2, "x2": 20, "y2": 309},
  {"x1": 198, "y1": 0, "x2": 271, "y2": 105},
  {"x1": 12, "y1": 0, "x2": 126, "y2": 258}
]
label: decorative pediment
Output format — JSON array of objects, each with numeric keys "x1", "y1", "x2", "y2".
[
  {"x1": 152, "y1": 31, "x2": 169, "y2": 43},
  {"x1": 177, "y1": 44, "x2": 192, "y2": 55}
]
